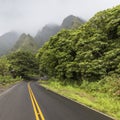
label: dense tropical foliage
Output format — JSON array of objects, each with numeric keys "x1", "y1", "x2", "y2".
[
  {"x1": 0, "y1": 51, "x2": 39, "y2": 84},
  {"x1": 8, "y1": 51, "x2": 39, "y2": 78},
  {"x1": 0, "y1": 5, "x2": 120, "y2": 119},
  {"x1": 0, "y1": 56, "x2": 9, "y2": 76},
  {"x1": 37, "y1": 5, "x2": 120, "y2": 81},
  {"x1": 36, "y1": 6, "x2": 120, "y2": 119},
  {"x1": 0, "y1": 56, "x2": 20, "y2": 84}
]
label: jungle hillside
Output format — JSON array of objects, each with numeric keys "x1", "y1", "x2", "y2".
[
  {"x1": 0, "y1": 5, "x2": 120, "y2": 120},
  {"x1": 36, "y1": 5, "x2": 120, "y2": 119}
]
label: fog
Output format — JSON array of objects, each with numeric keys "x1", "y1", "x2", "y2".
[{"x1": 0, "y1": 0, "x2": 119, "y2": 35}]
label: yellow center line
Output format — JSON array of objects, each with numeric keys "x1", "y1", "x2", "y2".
[
  {"x1": 28, "y1": 82, "x2": 45, "y2": 120},
  {"x1": 28, "y1": 84, "x2": 39, "y2": 120}
]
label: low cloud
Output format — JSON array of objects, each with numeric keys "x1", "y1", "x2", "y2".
[{"x1": 0, "y1": 0, "x2": 119, "y2": 35}]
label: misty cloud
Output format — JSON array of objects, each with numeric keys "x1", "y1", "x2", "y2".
[{"x1": 0, "y1": 0, "x2": 119, "y2": 35}]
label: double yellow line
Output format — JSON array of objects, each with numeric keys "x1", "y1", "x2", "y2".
[{"x1": 28, "y1": 83, "x2": 45, "y2": 120}]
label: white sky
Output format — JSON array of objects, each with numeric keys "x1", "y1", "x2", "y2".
[{"x1": 0, "y1": 0, "x2": 120, "y2": 36}]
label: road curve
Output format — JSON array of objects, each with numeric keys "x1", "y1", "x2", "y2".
[{"x1": 0, "y1": 81, "x2": 114, "y2": 120}]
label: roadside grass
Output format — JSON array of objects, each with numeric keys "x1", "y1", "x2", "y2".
[
  {"x1": 39, "y1": 77, "x2": 120, "y2": 120},
  {"x1": 0, "y1": 75, "x2": 22, "y2": 86}
]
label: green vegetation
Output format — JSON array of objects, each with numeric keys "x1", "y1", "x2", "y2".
[
  {"x1": 0, "y1": 56, "x2": 9, "y2": 76},
  {"x1": 61, "y1": 15, "x2": 85, "y2": 29},
  {"x1": 35, "y1": 15, "x2": 85, "y2": 48},
  {"x1": 0, "y1": 75, "x2": 21, "y2": 85},
  {"x1": 0, "y1": 51, "x2": 39, "y2": 86},
  {"x1": 40, "y1": 75, "x2": 120, "y2": 120},
  {"x1": 0, "y1": 5, "x2": 120, "y2": 119},
  {"x1": 37, "y1": 5, "x2": 120, "y2": 119},
  {"x1": 35, "y1": 24, "x2": 60, "y2": 48},
  {"x1": 12, "y1": 33, "x2": 38, "y2": 53},
  {"x1": 0, "y1": 56, "x2": 22, "y2": 85},
  {"x1": 8, "y1": 51, "x2": 39, "y2": 79},
  {"x1": 36, "y1": 5, "x2": 120, "y2": 82}
]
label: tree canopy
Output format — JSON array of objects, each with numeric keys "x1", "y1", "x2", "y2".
[
  {"x1": 0, "y1": 56, "x2": 10, "y2": 76},
  {"x1": 36, "y1": 5, "x2": 120, "y2": 81},
  {"x1": 8, "y1": 51, "x2": 39, "y2": 78}
]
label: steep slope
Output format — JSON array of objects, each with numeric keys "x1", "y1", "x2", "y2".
[
  {"x1": 35, "y1": 15, "x2": 85, "y2": 48},
  {"x1": 61, "y1": 15, "x2": 85, "y2": 29},
  {"x1": 12, "y1": 33, "x2": 38, "y2": 53},
  {"x1": 35, "y1": 24, "x2": 60, "y2": 47},
  {"x1": 37, "y1": 5, "x2": 120, "y2": 81},
  {"x1": 0, "y1": 32, "x2": 19, "y2": 56}
]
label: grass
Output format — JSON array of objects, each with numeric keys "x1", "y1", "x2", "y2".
[
  {"x1": 39, "y1": 76, "x2": 120, "y2": 120},
  {"x1": 0, "y1": 75, "x2": 22, "y2": 86},
  {"x1": 0, "y1": 75, "x2": 23, "y2": 94}
]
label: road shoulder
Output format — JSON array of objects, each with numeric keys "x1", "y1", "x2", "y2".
[
  {"x1": 38, "y1": 80, "x2": 116, "y2": 120},
  {"x1": 0, "y1": 81, "x2": 21, "y2": 94}
]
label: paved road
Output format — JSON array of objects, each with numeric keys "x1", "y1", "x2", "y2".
[{"x1": 0, "y1": 81, "x2": 114, "y2": 120}]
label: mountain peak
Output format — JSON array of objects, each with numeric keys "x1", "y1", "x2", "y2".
[
  {"x1": 0, "y1": 31, "x2": 19, "y2": 56},
  {"x1": 35, "y1": 24, "x2": 60, "y2": 47},
  {"x1": 12, "y1": 33, "x2": 38, "y2": 53},
  {"x1": 61, "y1": 15, "x2": 85, "y2": 29},
  {"x1": 35, "y1": 15, "x2": 85, "y2": 48}
]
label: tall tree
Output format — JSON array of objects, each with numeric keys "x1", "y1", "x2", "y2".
[
  {"x1": 0, "y1": 56, "x2": 10, "y2": 76},
  {"x1": 8, "y1": 51, "x2": 39, "y2": 78}
]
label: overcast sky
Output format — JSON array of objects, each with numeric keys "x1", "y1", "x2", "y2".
[{"x1": 0, "y1": 0, "x2": 120, "y2": 36}]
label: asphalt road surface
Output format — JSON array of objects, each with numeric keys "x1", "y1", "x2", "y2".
[{"x1": 0, "y1": 81, "x2": 114, "y2": 120}]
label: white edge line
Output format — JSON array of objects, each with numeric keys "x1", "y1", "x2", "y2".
[{"x1": 0, "y1": 83, "x2": 20, "y2": 97}]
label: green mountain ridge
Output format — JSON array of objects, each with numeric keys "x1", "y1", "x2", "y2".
[
  {"x1": 35, "y1": 15, "x2": 85, "y2": 48},
  {"x1": 12, "y1": 33, "x2": 38, "y2": 53},
  {"x1": 35, "y1": 24, "x2": 60, "y2": 47},
  {"x1": 0, "y1": 15, "x2": 85, "y2": 56},
  {"x1": 0, "y1": 32, "x2": 19, "y2": 56},
  {"x1": 61, "y1": 15, "x2": 85, "y2": 29}
]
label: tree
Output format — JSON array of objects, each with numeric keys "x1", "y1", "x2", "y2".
[
  {"x1": 8, "y1": 51, "x2": 39, "y2": 78},
  {"x1": 0, "y1": 56, "x2": 10, "y2": 76},
  {"x1": 36, "y1": 5, "x2": 120, "y2": 82}
]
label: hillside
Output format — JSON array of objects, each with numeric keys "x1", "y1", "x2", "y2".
[
  {"x1": 0, "y1": 32, "x2": 19, "y2": 56},
  {"x1": 0, "y1": 15, "x2": 85, "y2": 56},
  {"x1": 35, "y1": 24, "x2": 60, "y2": 47},
  {"x1": 37, "y1": 5, "x2": 120, "y2": 86},
  {"x1": 12, "y1": 33, "x2": 38, "y2": 53},
  {"x1": 36, "y1": 6, "x2": 120, "y2": 119},
  {"x1": 61, "y1": 15, "x2": 85, "y2": 29},
  {"x1": 35, "y1": 15, "x2": 85, "y2": 48}
]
